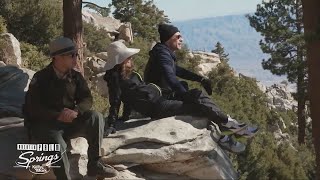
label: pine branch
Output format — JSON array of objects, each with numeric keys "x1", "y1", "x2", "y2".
[{"x1": 82, "y1": 1, "x2": 108, "y2": 10}]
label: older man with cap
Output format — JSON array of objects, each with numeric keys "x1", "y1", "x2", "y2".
[
  {"x1": 144, "y1": 23, "x2": 213, "y2": 98},
  {"x1": 24, "y1": 37, "x2": 117, "y2": 179}
]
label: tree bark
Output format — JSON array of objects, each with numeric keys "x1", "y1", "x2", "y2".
[
  {"x1": 302, "y1": 0, "x2": 320, "y2": 178},
  {"x1": 63, "y1": 0, "x2": 84, "y2": 76},
  {"x1": 297, "y1": 69, "x2": 306, "y2": 144}
]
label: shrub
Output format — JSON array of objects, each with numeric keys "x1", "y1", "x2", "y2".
[
  {"x1": 0, "y1": 16, "x2": 7, "y2": 33},
  {"x1": 21, "y1": 42, "x2": 50, "y2": 71},
  {"x1": 91, "y1": 89, "x2": 109, "y2": 116},
  {"x1": 83, "y1": 22, "x2": 112, "y2": 54},
  {"x1": 0, "y1": 0, "x2": 62, "y2": 49}
]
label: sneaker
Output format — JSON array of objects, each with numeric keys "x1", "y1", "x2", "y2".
[
  {"x1": 234, "y1": 126, "x2": 259, "y2": 138},
  {"x1": 218, "y1": 135, "x2": 246, "y2": 153},
  {"x1": 87, "y1": 159, "x2": 118, "y2": 178},
  {"x1": 220, "y1": 116, "x2": 247, "y2": 134}
]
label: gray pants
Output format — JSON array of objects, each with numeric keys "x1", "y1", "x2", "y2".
[{"x1": 30, "y1": 110, "x2": 104, "y2": 180}]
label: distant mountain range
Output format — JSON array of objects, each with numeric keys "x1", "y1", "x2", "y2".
[{"x1": 174, "y1": 15, "x2": 286, "y2": 86}]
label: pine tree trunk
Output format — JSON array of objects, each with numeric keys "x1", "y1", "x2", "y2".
[
  {"x1": 63, "y1": 0, "x2": 84, "y2": 76},
  {"x1": 302, "y1": 0, "x2": 320, "y2": 178},
  {"x1": 297, "y1": 70, "x2": 306, "y2": 144}
]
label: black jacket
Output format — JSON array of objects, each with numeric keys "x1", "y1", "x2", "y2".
[
  {"x1": 24, "y1": 63, "x2": 92, "y2": 122},
  {"x1": 144, "y1": 43, "x2": 203, "y2": 95},
  {"x1": 104, "y1": 68, "x2": 161, "y2": 126}
]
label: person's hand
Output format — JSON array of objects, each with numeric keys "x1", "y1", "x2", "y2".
[
  {"x1": 57, "y1": 108, "x2": 78, "y2": 123},
  {"x1": 201, "y1": 78, "x2": 212, "y2": 95}
]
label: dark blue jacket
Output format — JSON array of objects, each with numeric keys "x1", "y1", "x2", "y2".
[{"x1": 144, "y1": 43, "x2": 203, "y2": 95}]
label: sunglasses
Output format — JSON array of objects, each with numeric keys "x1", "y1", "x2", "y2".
[{"x1": 176, "y1": 35, "x2": 182, "y2": 39}]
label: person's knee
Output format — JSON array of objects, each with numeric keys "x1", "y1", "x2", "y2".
[
  {"x1": 50, "y1": 134, "x2": 67, "y2": 152},
  {"x1": 82, "y1": 110, "x2": 104, "y2": 126},
  {"x1": 83, "y1": 110, "x2": 103, "y2": 119}
]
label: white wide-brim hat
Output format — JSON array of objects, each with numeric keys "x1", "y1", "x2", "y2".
[{"x1": 104, "y1": 40, "x2": 140, "y2": 70}]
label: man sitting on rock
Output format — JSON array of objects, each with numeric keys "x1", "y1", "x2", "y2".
[
  {"x1": 24, "y1": 37, "x2": 117, "y2": 180},
  {"x1": 143, "y1": 24, "x2": 258, "y2": 152},
  {"x1": 103, "y1": 41, "x2": 258, "y2": 154},
  {"x1": 144, "y1": 23, "x2": 213, "y2": 99}
]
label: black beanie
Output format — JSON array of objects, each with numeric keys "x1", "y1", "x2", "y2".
[{"x1": 158, "y1": 24, "x2": 180, "y2": 43}]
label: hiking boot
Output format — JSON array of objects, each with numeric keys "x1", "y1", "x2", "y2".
[
  {"x1": 87, "y1": 159, "x2": 118, "y2": 178},
  {"x1": 218, "y1": 135, "x2": 246, "y2": 153},
  {"x1": 220, "y1": 116, "x2": 247, "y2": 134}
]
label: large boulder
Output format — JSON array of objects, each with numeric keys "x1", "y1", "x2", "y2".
[
  {"x1": 0, "y1": 119, "x2": 34, "y2": 180},
  {"x1": 0, "y1": 66, "x2": 35, "y2": 118},
  {"x1": 96, "y1": 52, "x2": 108, "y2": 61},
  {"x1": 265, "y1": 84, "x2": 297, "y2": 111},
  {"x1": 0, "y1": 116, "x2": 237, "y2": 180},
  {"x1": 85, "y1": 56, "x2": 109, "y2": 97},
  {"x1": 0, "y1": 33, "x2": 22, "y2": 67},
  {"x1": 191, "y1": 51, "x2": 221, "y2": 76},
  {"x1": 256, "y1": 81, "x2": 267, "y2": 93},
  {"x1": 82, "y1": 10, "x2": 133, "y2": 42},
  {"x1": 82, "y1": 10, "x2": 121, "y2": 33},
  {"x1": 118, "y1": 23, "x2": 133, "y2": 43},
  {"x1": 82, "y1": 116, "x2": 235, "y2": 179},
  {"x1": 86, "y1": 56, "x2": 107, "y2": 75},
  {"x1": 198, "y1": 63, "x2": 218, "y2": 76}
]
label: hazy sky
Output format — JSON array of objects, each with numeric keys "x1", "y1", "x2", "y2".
[{"x1": 89, "y1": 0, "x2": 262, "y2": 21}]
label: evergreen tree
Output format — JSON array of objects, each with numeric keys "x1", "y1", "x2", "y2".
[
  {"x1": 111, "y1": 0, "x2": 170, "y2": 40},
  {"x1": 207, "y1": 60, "x2": 315, "y2": 179},
  {"x1": 211, "y1": 41, "x2": 229, "y2": 63},
  {"x1": 247, "y1": 0, "x2": 308, "y2": 144},
  {"x1": 0, "y1": 0, "x2": 63, "y2": 49}
]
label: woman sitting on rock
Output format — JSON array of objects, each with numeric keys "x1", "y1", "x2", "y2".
[{"x1": 103, "y1": 41, "x2": 258, "y2": 153}]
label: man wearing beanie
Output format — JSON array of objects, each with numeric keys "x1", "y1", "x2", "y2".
[
  {"x1": 144, "y1": 23, "x2": 213, "y2": 99},
  {"x1": 144, "y1": 24, "x2": 259, "y2": 154}
]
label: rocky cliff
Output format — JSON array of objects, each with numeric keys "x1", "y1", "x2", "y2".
[{"x1": 0, "y1": 116, "x2": 237, "y2": 180}]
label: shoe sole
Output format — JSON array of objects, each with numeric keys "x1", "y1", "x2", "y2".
[{"x1": 218, "y1": 135, "x2": 247, "y2": 154}]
